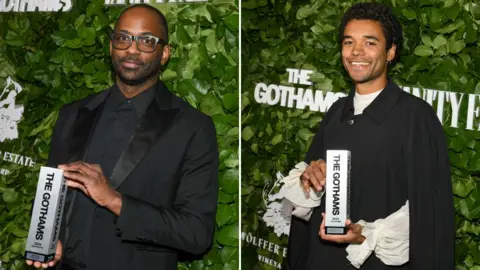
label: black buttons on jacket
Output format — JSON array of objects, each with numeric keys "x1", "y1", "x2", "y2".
[
  {"x1": 348, "y1": 119, "x2": 355, "y2": 125},
  {"x1": 115, "y1": 228, "x2": 123, "y2": 237}
]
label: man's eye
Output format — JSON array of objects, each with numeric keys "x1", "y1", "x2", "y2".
[
  {"x1": 116, "y1": 35, "x2": 129, "y2": 41},
  {"x1": 142, "y1": 37, "x2": 155, "y2": 44},
  {"x1": 343, "y1": 41, "x2": 353, "y2": 45},
  {"x1": 366, "y1": 42, "x2": 376, "y2": 46}
]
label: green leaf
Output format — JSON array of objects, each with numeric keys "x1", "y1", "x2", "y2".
[
  {"x1": 434, "y1": 20, "x2": 465, "y2": 34},
  {"x1": 218, "y1": 190, "x2": 235, "y2": 203},
  {"x1": 433, "y1": 34, "x2": 448, "y2": 49},
  {"x1": 448, "y1": 39, "x2": 465, "y2": 54},
  {"x1": 216, "y1": 224, "x2": 238, "y2": 246},
  {"x1": 8, "y1": 225, "x2": 28, "y2": 238},
  {"x1": 242, "y1": 126, "x2": 255, "y2": 141},
  {"x1": 297, "y1": 128, "x2": 314, "y2": 141},
  {"x1": 200, "y1": 93, "x2": 225, "y2": 116},
  {"x1": 3, "y1": 188, "x2": 18, "y2": 203},
  {"x1": 421, "y1": 35, "x2": 434, "y2": 47},
  {"x1": 220, "y1": 246, "x2": 238, "y2": 264},
  {"x1": 271, "y1": 134, "x2": 283, "y2": 145},
  {"x1": 176, "y1": 25, "x2": 193, "y2": 44},
  {"x1": 220, "y1": 169, "x2": 238, "y2": 195},
  {"x1": 223, "y1": 14, "x2": 238, "y2": 32},
  {"x1": 221, "y1": 93, "x2": 238, "y2": 111},
  {"x1": 414, "y1": 45, "x2": 434, "y2": 56},
  {"x1": 216, "y1": 204, "x2": 233, "y2": 227},
  {"x1": 402, "y1": 9, "x2": 417, "y2": 20}
]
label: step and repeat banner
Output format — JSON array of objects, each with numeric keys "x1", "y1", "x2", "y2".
[
  {"x1": 242, "y1": 0, "x2": 480, "y2": 269},
  {"x1": 0, "y1": 0, "x2": 239, "y2": 269}
]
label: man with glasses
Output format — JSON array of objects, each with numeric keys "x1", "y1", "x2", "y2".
[{"x1": 26, "y1": 4, "x2": 219, "y2": 270}]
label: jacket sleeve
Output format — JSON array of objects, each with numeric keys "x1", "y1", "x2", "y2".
[
  {"x1": 404, "y1": 101, "x2": 455, "y2": 270},
  {"x1": 115, "y1": 116, "x2": 219, "y2": 255}
]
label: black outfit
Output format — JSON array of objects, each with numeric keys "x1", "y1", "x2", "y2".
[
  {"x1": 47, "y1": 81, "x2": 219, "y2": 270},
  {"x1": 286, "y1": 80, "x2": 454, "y2": 270}
]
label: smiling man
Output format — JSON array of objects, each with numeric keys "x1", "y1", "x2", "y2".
[
  {"x1": 286, "y1": 3, "x2": 454, "y2": 270},
  {"x1": 26, "y1": 4, "x2": 219, "y2": 270}
]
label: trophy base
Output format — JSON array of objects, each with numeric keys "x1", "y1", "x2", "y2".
[
  {"x1": 325, "y1": 226, "x2": 347, "y2": 235},
  {"x1": 25, "y1": 250, "x2": 55, "y2": 263}
]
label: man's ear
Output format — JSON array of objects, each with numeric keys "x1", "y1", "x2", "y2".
[
  {"x1": 387, "y1": 44, "x2": 396, "y2": 62},
  {"x1": 160, "y1": 45, "x2": 171, "y2": 66}
]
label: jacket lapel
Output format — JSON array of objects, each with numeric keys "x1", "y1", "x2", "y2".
[
  {"x1": 109, "y1": 82, "x2": 180, "y2": 189},
  {"x1": 68, "y1": 92, "x2": 109, "y2": 163}
]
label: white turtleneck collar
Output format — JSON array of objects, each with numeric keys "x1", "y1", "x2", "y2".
[{"x1": 353, "y1": 89, "x2": 383, "y2": 115}]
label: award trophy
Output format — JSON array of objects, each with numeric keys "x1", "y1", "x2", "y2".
[
  {"x1": 325, "y1": 150, "x2": 351, "y2": 235},
  {"x1": 25, "y1": 167, "x2": 67, "y2": 262}
]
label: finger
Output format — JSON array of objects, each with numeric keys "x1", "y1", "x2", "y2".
[
  {"x1": 48, "y1": 260, "x2": 57, "y2": 267},
  {"x1": 64, "y1": 171, "x2": 93, "y2": 186},
  {"x1": 42, "y1": 262, "x2": 49, "y2": 268},
  {"x1": 307, "y1": 170, "x2": 322, "y2": 191},
  {"x1": 61, "y1": 162, "x2": 97, "y2": 177},
  {"x1": 312, "y1": 167, "x2": 325, "y2": 190},
  {"x1": 319, "y1": 160, "x2": 326, "y2": 175},
  {"x1": 58, "y1": 161, "x2": 84, "y2": 169},
  {"x1": 345, "y1": 219, "x2": 352, "y2": 227},
  {"x1": 33, "y1": 261, "x2": 42, "y2": 268},
  {"x1": 319, "y1": 213, "x2": 326, "y2": 237},
  {"x1": 301, "y1": 174, "x2": 311, "y2": 195},
  {"x1": 83, "y1": 162, "x2": 102, "y2": 173},
  {"x1": 66, "y1": 180, "x2": 90, "y2": 195},
  {"x1": 26, "y1": 260, "x2": 33, "y2": 265}
]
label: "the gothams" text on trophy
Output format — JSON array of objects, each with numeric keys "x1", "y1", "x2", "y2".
[
  {"x1": 25, "y1": 166, "x2": 67, "y2": 262},
  {"x1": 325, "y1": 150, "x2": 351, "y2": 235}
]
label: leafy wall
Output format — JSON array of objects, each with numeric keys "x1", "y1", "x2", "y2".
[
  {"x1": 0, "y1": 0, "x2": 239, "y2": 269},
  {"x1": 242, "y1": 0, "x2": 480, "y2": 269}
]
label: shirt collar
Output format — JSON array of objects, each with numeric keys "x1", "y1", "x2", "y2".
[
  {"x1": 341, "y1": 78, "x2": 403, "y2": 125},
  {"x1": 106, "y1": 83, "x2": 156, "y2": 118}
]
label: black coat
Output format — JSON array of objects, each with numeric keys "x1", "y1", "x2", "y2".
[
  {"x1": 47, "y1": 81, "x2": 219, "y2": 270},
  {"x1": 286, "y1": 80, "x2": 455, "y2": 269}
]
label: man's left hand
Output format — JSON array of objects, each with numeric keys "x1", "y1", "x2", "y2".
[
  {"x1": 319, "y1": 213, "x2": 365, "y2": 244},
  {"x1": 59, "y1": 162, "x2": 121, "y2": 209}
]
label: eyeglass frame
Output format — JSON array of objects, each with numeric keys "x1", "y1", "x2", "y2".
[{"x1": 110, "y1": 32, "x2": 168, "y2": 53}]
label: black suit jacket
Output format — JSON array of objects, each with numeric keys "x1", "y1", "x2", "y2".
[{"x1": 48, "y1": 81, "x2": 219, "y2": 270}]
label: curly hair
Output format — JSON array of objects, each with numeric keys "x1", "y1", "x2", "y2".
[{"x1": 338, "y1": 2, "x2": 403, "y2": 64}]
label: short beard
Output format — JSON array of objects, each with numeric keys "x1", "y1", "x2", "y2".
[{"x1": 112, "y1": 57, "x2": 162, "y2": 86}]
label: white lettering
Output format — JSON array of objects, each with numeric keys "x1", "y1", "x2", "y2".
[
  {"x1": 279, "y1": 85, "x2": 293, "y2": 107},
  {"x1": 0, "y1": 0, "x2": 71, "y2": 12},
  {"x1": 267, "y1": 84, "x2": 281, "y2": 105},
  {"x1": 254, "y1": 83, "x2": 268, "y2": 104},
  {"x1": 288, "y1": 88, "x2": 303, "y2": 108},
  {"x1": 448, "y1": 92, "x2": 464, "y2": 128},
  {"x1": 466, "y1": 94, "x2": 480, "y2": 130}
]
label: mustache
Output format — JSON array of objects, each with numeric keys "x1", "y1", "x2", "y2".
[{"x1": 119, "y1": 56, "x2": 144, "y2": 65}]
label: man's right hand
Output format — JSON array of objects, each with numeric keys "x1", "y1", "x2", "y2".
[
  {"x1": 301, "y1": 159, "x2": 326, "y2": 194},
  {"x1": 26, "y1": 240, "x2": 62, "y2": 269}
]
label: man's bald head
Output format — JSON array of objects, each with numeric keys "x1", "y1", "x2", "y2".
[{"x1": 115, "y1": 4, "x2": 169, "y2": 43}]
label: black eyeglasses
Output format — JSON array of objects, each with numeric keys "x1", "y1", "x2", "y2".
[{"x1": 110, "y1": 32, "x2": 167, "y2": 53}]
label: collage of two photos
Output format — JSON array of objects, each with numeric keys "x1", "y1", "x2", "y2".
[{"x1": 0, "y1": 0, "x2": 479, "y2": 269}]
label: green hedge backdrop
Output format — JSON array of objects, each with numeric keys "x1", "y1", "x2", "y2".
[
  {"x1": 0, "y1": 0, "x2": 239, "y2": 269},
  {"x1": 242, "y1": 0, "x2": 480, "y2": 269}
]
